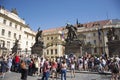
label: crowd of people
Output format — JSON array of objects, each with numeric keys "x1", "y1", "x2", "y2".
[{"x1": 0, "y1": 52, "x2": 120, "y2": 80}]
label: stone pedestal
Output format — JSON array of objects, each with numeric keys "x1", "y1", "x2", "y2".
[
  {"x1": 31, "y1": 41, "x2": 44, "y2": 56},
  {"x1": 65, "y1": 39, "x2": 82, "y2": 57},
  {"x1": 107, "y1": 40, "x2": 120, "y2": 57}
]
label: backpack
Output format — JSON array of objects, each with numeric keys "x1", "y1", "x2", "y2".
[{"x1": 112, "y1": 62, "x2": 119, "y2": 72}]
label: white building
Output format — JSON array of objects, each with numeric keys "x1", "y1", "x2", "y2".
[
  {"x1": 77, "y1": 19, "x2": 120, "y2": 56},
  {"x1": 0, "y1": 7, "x2": 36, "y2": 54}
]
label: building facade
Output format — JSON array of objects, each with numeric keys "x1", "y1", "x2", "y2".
[
  {"x1": 0, "y1": 7, "x2": 120, "y2": 58},
  {"x1": 42, "y1": 28, "x2": 65, "y2": 59},
  {"x1": 0, "y1": 8, "x2": 36, "y2": 55},
  {"x1": 42, "y1": 19, "x2": 120, "y2": 58}
]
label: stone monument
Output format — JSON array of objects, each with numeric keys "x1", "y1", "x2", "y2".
[
  {"x1": 64, "y1": 24, "x2": 82, "y2": 57},
  {"x1": 31, "y1": 27, "x2": 44, "y2": 56},
  {"x1": 107, "y1": 27, "x2": 120, "y2": 57},
  {"x1": 12, "y1": 39, "x2": 21, "y2": 53}
]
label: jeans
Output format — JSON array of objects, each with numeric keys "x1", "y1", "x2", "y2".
[
  {"x1": 61, "y1": 69, "x2": 66, "y2": 80},
  {"x1": 41, "y1": 71, "x2": 50, "y2": 80}
]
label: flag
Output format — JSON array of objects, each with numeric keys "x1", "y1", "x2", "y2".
[{"x1": 61, "y1": 31, "x2": 65, "y2": 41}]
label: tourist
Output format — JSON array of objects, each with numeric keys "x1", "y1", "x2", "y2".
[
  {"x1": 61, "y1": 59, "x2": 67, "y2": 80},
  {"x1": 0, "y1": 58, "x2": 8, "y2": 78},
  {"x1": 70, "y1": 59, "x2": 75, "y2": 78},
  {"x1": 20, "y1": 60, "x2": 28, "y2": 80},
  {"x1": 41, "y1": 58, "x2": 51, "y2": 80},
  {"x1": 51, "y1": 59, "x2": 57, "y2": 80}
]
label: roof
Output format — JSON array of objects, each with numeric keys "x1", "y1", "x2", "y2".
[
  {"x1": 82, "y1": 20, "x2": 111, "y2": 28},
  {"x1": 43, "y1": 27, "x2": 64, "y2": 33},
  {"x1": 42, "y1": 19, "x2": 120, "y2": 33}
]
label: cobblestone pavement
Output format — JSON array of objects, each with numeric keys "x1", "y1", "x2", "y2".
[{"x1": 0, "y1": 71, "x2": 111, "y2": 80}]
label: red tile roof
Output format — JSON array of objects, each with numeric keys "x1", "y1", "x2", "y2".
[
  {"x1": 82, "y1": 20, "x2": 111, "y2": 28},
  {"x1": 42, "y1": 19, "x2": 112, "y2": 33}
]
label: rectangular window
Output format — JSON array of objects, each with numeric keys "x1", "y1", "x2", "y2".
[
  {"x1": 8, "y1": 31, "x2": 11, "y2": 37},
  {"x1": 51, "y1": 37, "x2": 53, "y2": 40},
  {"x1": 7, "y1": 41, "x2": 10, "y2": 49},
  {"x1": 94, "y1": 40, "x2": 96, "y2": 45},
  {"x1": 3, "y1": 19, "x2": 6, "y2": 24},
  {"x1": 47, "y1": 50, "x2": 49, "y2": 55},
  {"x1": 20, "y1": 26, "x2": 22, "y2": 30},
  {"x1": 0, "y1": 40, "x2": 5, "y2": 47},
  {"x1": 1, "y1": 29, "x2": 5, "y2": 36},
  {"x1": 27, "y1": 35, "x2": 29, "y2": 38},
  {"x1": 14, "y1": 33, "x2": 16, "y2": 39},
  {"x1": 47, "y1": 37, "x2": 49, "y2": 40},
  {"x1": 51, "y1": 49, "x2": 53, "y2": 55},
  {"x1": 26, "y1": 41, "x2": 28, "y2": 45},
  {"x1": 9, "y1": 22, "x2": 12, "y2": 26},
  {"x1": 55, "y1": 49, "x2": 57, "y2": 54},
  {"x1": 15, "y1": 24, "x2": 17, "y2": 29},
  {"x1": 19, "y1": 35, "x2": 21, "y2": 40},
  {"x1": 93, "y1": 33, "x2": 96, "y2": 37}
]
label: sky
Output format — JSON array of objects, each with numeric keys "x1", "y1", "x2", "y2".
[{"x1": 0, "y1": 0, "x2": 120, "y2": 31}]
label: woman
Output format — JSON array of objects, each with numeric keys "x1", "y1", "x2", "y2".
[
  {"x1": 20, "y1": 60, "x2": 28, "y2": 80},
  {"x1": 7, "y1": 56, "x2": 12, "y2": 72},
  {"x1": 70, "y1": 60, "x2": 75, "y2": 78},
  {"x1": 61, "y1": 59, "x2": 67, "y2": 80}
]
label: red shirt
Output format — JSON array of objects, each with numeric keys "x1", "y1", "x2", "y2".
[{"x1": 15, "y1": 56, "x2": 20, "y2": 63}]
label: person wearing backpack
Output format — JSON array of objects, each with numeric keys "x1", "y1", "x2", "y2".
[
  {"x1": 41, "y1": 58, "x2": 51, "y2": 80},
  {"x1": 111, "y1": 59, "x2": 119, "y2": 80},
  {"x1": 61, "y1": 59, "x2": 67, "y2": 80}
]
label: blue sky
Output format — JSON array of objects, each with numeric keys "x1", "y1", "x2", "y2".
[{"x1": 0, "y1": 0, "x2": 120, "y2": 31}]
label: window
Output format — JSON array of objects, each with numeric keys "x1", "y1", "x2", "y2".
[
  {"x1": 51, "y1": 37, "x2": 53, "y2": 40},
  {"x1": 32, "y1": 36, "x2": 34, "y2": 40},
  {"x1": 47, "y1": 37, "x2": 49, "y2": 40},
  {"x1": 94, "y1": 40, "x2": 96, "y2": 45},
  {"x1": 55, "y1": 49, "x2": 57, "y2": 54},
  {"x1": 51, "y1": 49, "x2": 53, "y2": 55},
  {"x1": 15, "y1": 24, "x2": 17, "y2": 29},
  {"x1": 0, "y1": 40, "x2": 5, "y2": 47},
  {"x1": 14, "y1": 33, "x2": 16, "y2": 39},
  {"x1": 19, "y1": 35, "x2": 21, "y2": 40},
  {"x1": 93, "y1": 33, "x2": 96, "y2": 37},
  {"x1": 47, "y1": 50, "x2": 49, "y2": 55},
  {"x1": 7, "y1": 41, "x2": 10, "y2": 49},
  {"x1": 3, "y1": 19, "x2": 6, "y2": 24},
  {"x1": 1, "y1": 29, "x2": 5, "y2": 36},
  {"x1": 27, "y1": 35, "x2": 29, "y2": 38},
  {"x1": 8, "y1": 31, "x2": 11, "y2": 37},
  {"x1": 9, "y1": 22, "x2": 12, "y2": 26},
  {"x1": 26, "y1": 41, "x2": 28, "y2": 45},
  {"x1": 20, "y1": 26, "x2": 22, "y2": 30}
]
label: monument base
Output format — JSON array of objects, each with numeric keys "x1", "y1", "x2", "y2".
[
  {"x1": 107, "y1": 40, "x2": 120, "y2": 57},
  {"x1": 65, "y1": 39, "x2": 82, "y2": 57},
  {"x1": 31, "y1": 41, "x2": 43, "y2": 56}
]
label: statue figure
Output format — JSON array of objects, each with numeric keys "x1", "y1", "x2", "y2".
[
  {"x1": 66, "y1": 24, "x2": 77, "y2": 41},
  {"x1": 107, "y1": 28, "x2": 113, "y2": 41},
  {"x1": 107, "y1": 27, "x2": 118, "y2": 41},
  {"x1": 35, "y1": 27, "x2": 42, "y2": 43},
  {"x1": 12, "y1": 39, "x2": 19, "y2": 53}
]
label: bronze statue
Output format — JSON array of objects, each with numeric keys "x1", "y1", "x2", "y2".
[
  {"x1": 35, "y1": 27, "x2": 42, "y2": 43},
  {"x1": 107, "y1": 27, "x2": 119, "y2": 41},
  {"x1": 12, "y1": 39, "x2": 19, "y2": 53},
  {"x1": 66, "y1": 24, "x2": 77, "y2": 41}
]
